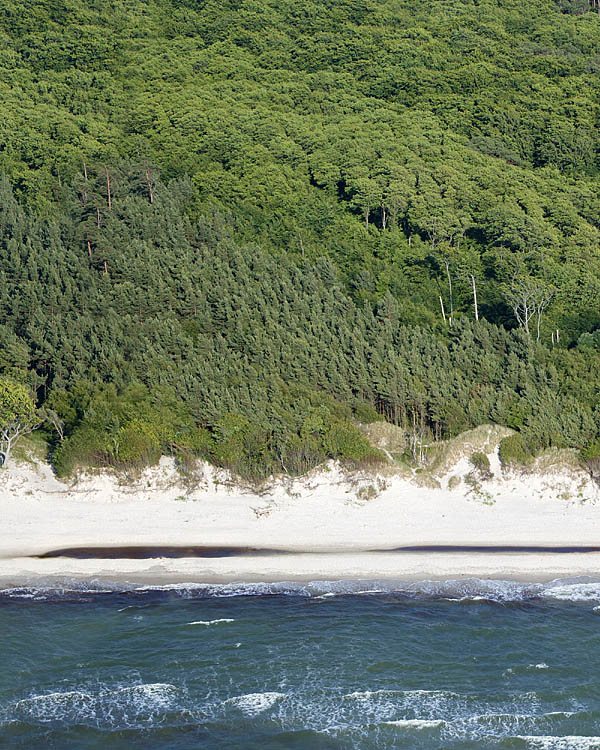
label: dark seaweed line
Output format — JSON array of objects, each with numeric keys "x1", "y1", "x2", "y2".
[{"x1": 33, "y1": 545, "x2": 600, "y2": 559}]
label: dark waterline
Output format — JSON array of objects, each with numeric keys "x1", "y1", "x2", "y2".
[
  {"x1": 34, "y1": 544, "x2": 600, "y2": 559},
  {"x1": 36, "y1": 546, "x2": 288, "y2": 559}
]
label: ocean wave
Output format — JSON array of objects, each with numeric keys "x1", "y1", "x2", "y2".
[
  {"x1": 517, "y1": 737, "x2": 600, "y2": 749},
  {"x1": 383, "y1": 718, "x2": 444, "y2": 729},
  {"x1": 343, "y1": 688, "x2": 460, "y2": 702},
  {"x1": 187, "y1": 618, "x2": 235, "y2": 625},
  {"x1": 542, "y1": 583, "x2": 600, "y2": 602},
  {"x1": 136, "y1": 576, "x2": 600, "y2": 603},
  {"x1": 3, "y1": 680, "x2": 596, "y2": 743},
  {"x1": 4, "y1": 576, "x2": 600, "y2": 603},
  {"x1": 4, "y1": 683, "x2": 190, "y2": 730},
  {"x1": 224, "y1": 692, "x2": 285, "y2": 716},
  {"x1": 332, "y1": 689, "x2": 593, "y2": 742},
  {"x1": 0, "y1": 579, "x2": 126, "y2": 602}
]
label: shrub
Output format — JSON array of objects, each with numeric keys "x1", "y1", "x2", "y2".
[
  {"x1": 352, "y1": 400, "x2": 383, "y2": 424},
  {"x1": 323, "y1": 419, "x2": 383, "y2": 465},
  {"x1": 114, "y1": 420, "x2": 161, "y2": 467},
  {"x1": 55, "y1": 419, "x2": 162, "y2": 475},
  {"x1": 211, "y1": 415, "x2": 275, "y2": 478},
  {"x1": 281, "y1": 434, "x2": 325, "y2": 475},
  {"x1": 448, "y1": 475, "x2": 462, "y2": 490},
  {"x1": 581, "y1": 439, "x2": 600, "y2": 477},
  {"x1": 173, "y1": 427, "x2": 214, "y2": 458},
  {"x1": 53, "y1": 426, "x2": 112, "y2": 476},
  {"x1": 470, "y1": 451, "x2": 492, "y2": 479},
  {"x1": 498, "y1": 433, "x2": 534, "y2": 467},
  {"x1": 577, "y1": 331, "x2": 600, "y2": 351}
]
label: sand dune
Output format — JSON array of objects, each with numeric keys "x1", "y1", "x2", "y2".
[{"x1": 1, "y1": 448, "x2": 600, "y2": 585}]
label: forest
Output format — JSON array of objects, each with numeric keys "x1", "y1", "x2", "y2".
[{"x1": 1, "y1": 0, "x2": 600, "y2": 476}]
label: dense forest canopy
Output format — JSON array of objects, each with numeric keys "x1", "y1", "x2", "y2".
[{"x1": 1, "y1": 0, "x2": 600, "y2": 475}]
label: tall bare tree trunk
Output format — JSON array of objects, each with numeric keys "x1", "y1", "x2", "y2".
[
  {"x1": 439, "y1": 295, "x2": 447, "y2": 324},
  {"x1": 471, "y1": 274, "x2": 479, "y2": 321},
  {"x1": 145, "y1": 166, "x2": 154, "y2": 204},
  {"x1": 445, "y1": 260, "x2": 453, "y2": 325},
  {"x1": 105, "y1": 167, "x2": 112, "y2": 210},
  {"x1": 81, "y1": 162, "x2": 88, "y2": 204}
]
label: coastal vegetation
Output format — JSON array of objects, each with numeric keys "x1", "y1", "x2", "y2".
[
  {"x1": 1, "y1": 0, "x2": 600, "y2": 476},
  {"x1": 0, "y1": 379, "x2": 39, "y2": 467}
]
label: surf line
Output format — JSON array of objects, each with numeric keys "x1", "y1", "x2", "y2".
[{"x1": 33, "y1": 544, "x2": 600, "y2": 559}]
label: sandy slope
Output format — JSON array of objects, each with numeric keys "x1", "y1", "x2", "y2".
[{"x1": 1, "y1": 450, "x2": 600, "y2": 584}]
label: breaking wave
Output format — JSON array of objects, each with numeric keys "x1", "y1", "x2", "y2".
[
  {"x1": 516, "y1": 738, "x2": 600, "y2": 749},
  {"x1": 4, "y1": 683, "x2": 189, "y2": 730},
  {"x1": 225, "y1": 692, "x2": 285, "y2": 716},
  {"x1": 382, "y1": 718, "x2": 445, "y2": 729},
  {"x1": 3, "y1": 684, "x2": 593, "y2": 738},
  {"x1": 5, "y1": 576, "x2": 600, "y2": 603}
]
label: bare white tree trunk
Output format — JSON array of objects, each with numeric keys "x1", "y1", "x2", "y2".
[
  {"x1": 536, "y1": 294, "x2": 552, "y2": 341},
  {"x1": 471, "y1": 274, "x2": 479, "y2": 321},
  {"x1": 439, "y1": 295, "x2": 447, "y2": 324},
  {"x1": 444, "y1": 260, "x2": 453, "y2": 325},
  {"x1": 0, "y1": 430, "x2": 16, "y2": 467},
  {"x1": 0, "y1": 419, "x2": 40, "y2": 468}
]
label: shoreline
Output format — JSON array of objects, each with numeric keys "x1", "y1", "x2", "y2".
[
  {"x1": 3, "y1": 551, "x2": 600, "y2": 588},
  {"x1": 2, "y1": 449, "x2": 600, "y2": 587}
]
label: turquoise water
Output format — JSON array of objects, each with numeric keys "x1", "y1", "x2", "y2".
[{"x1": 2, "y1": 578, "x2": 600, "y2": 749}]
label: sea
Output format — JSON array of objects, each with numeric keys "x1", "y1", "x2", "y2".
[{"x1": 2, "y1": 577, "x2": 600, "y2": 749}]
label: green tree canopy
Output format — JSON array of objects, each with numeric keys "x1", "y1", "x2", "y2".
[{"x1": 0, "y1": 379, "x2": 39, "y2": 467}]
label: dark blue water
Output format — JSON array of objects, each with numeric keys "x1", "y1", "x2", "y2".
[{"x1": 2, "y1": 578, "x2": 600, "y2": 749}]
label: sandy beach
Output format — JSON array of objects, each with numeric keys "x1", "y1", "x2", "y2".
[{"x1": 2, "y1": 444, "x2": 600, "y2": 586}]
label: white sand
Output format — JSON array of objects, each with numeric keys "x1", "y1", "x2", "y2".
[{"x1": 1, "y1": 450, "x2": 600, "y2": 585}]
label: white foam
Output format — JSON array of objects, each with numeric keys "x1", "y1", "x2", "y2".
[
  {"x1": 384, "y1": 719, "x2": 444, "y2": 729},
  {"x1": 108, "y1": 577, "x2": 549, "y2": 601},
  {"x1": 114, "y1": 683, "x2": 180, "y2": 711},
  {"x1": 6, "y1": 575, "x2": 600, "y2": 603},
  {"x1": 187, "y1": 618, "x2": 235, "y2": 625},
  {"x1": 8, "y1": 683, "x2": 183, "y2": 728},
  {"x1": 343, "y1": 689, "x2": 404, "y2": 700},
  {"x1": 344, "y1": 689, "x2": 456, "y2": 700},
  {"x1": 544, "y1": 712, "x2": 578, "y2": 718},
  {"x1": 12, "y1": 690, "x2": 94, "y2": 723},
  {"x1": 225, "y1": 692, "x2": 285, "y2": 716},
  {"x1": 542, "y1": 583, "x2": 600, "y2": 602},
  {"x1": 518, "y1": 737, "x2": 600, "y2": 749},
  {"x1": 529, "y1": 663, "x2": 549, "y2": 670}
]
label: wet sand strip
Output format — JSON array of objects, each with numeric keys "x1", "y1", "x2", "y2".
[{"x1": 34, "y1": 544, "x2": 600, "y2": 559}]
